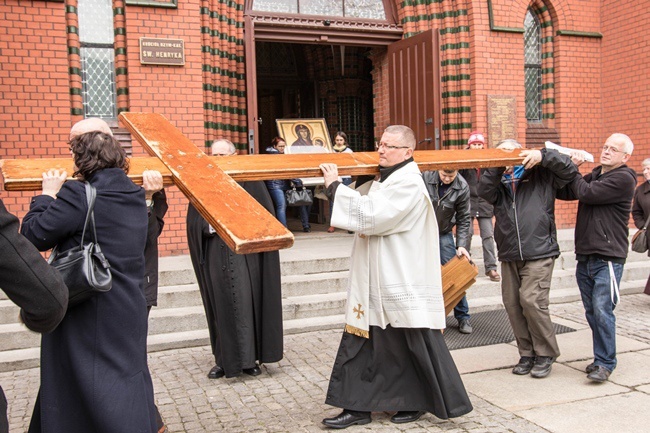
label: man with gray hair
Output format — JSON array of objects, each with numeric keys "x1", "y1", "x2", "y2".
[
  {"x1": 186, "y1": 139, "x2": 283, "y2": 380},
  {"x1": 319, "y1": 125, "x2": 471, "y2": 429},
  {"x1": 479, "y1": 139, "x2": 578, "y2": 379},
  {"x1": 558, "y1": 133, "x2": 637, "y2": 382}
]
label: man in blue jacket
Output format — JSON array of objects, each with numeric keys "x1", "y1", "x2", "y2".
[
  {"x1": 479, "y1": 140, "x2": 578, "y2": 379},
  {"x1": 558, "y1": 133, "x2": 637, "y2": 382}
]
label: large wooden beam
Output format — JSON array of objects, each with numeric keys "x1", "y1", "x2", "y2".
[{"x1": 1, "y1": 147, "x2": 524, "y2": 191}]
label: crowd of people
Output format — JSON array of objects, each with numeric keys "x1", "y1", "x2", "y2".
[{"x1": 0, "y1": 118, "x2": 647, "y2": 431}]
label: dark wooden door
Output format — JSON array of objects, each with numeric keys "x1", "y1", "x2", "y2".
[{"x1": 388, "y1": 29, "x2": 442, "y2": 150}]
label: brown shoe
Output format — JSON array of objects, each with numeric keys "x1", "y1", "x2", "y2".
[
  {"x1": 486, "y1": 269, "x2": 501, "y2": 282},
  {"x1": 327, "y1": 226, "x2": 335, "y2": 233}
]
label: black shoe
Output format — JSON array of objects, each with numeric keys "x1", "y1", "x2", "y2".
[
  {"x1": 530, "y1": 356, "x2": 554, "y2": 378},
  {"x1": 207, "y1": 365, "x2": 224, "y2": 379},
  {"x1": 587, "y1": 365, "x2": 611, "y2": 382},
  {"x1": 585, "y1": 362, "x2": 598, "y2": 374},
  {"x1": 322, "y1": 410, "x2": 371, "y2": 429},
  {"x1": 303, "y1": 226, "x2": 311, "y2": 233},
  {"x1": 243, "y1": 365, "x2": 262, "y2": 376},
  {"x1": 458, "y1": 319, "x2": 473, "y2": 334},
  {"x1": 390, "y1": 411, "x2": 425, "y2": 424},
  {"x1": 512, "y1": 356, "x2": 535, "y2": 375}
]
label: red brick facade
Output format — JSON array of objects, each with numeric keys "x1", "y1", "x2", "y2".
[{"x1": 1, "y1": 0, "x2": 648, "y2": 255}]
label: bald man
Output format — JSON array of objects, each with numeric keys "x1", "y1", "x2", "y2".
[{"x1": 69, "y1": 117, "x2": 113, "y2": 139}]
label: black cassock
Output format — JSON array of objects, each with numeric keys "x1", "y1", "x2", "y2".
[{"x1": 187, "y1": 181, "x2": 283, "y2": 377}]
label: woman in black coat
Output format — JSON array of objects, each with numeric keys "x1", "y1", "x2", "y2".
[
  {"x1": 632, "y1": 158, "x2": 650, "y2": 294},
  {"x1": 21, "y1": 131, "x2": 157, "y2": 433}
]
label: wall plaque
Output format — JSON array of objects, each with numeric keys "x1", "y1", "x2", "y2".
[
  {"x1": 487, "y1": 95, "x2": 517, "y2": 147},
  {"x1": 139, "y1": 38, "x2": 185, "y2": 66}
]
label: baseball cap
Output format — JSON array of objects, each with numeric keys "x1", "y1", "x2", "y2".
[{"x1": 468, "y1": 131, "x2": 485, "y2": 145}]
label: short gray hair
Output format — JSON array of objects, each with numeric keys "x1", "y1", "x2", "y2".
[
  {"x1": 642, "y1": 158, "x2": 650, "y2": 168},
  {"x1": 211, "y1": 139, "x2": 236, "y2": 155},
  {"x1": 496, "y1": 139, "x2": 522, "y2": 150},
  {"x1": 384, "y1": 125, "x2": 416, "y2": 149},
  {"x1": 607, "y1": 133, "x2": 634, "y2": 155}
]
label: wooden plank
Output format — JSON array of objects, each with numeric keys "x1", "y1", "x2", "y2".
[
  {"x1": 442, "y1": 255, "x2": 478, "y2": 316},
  {"x1": 118, "y1": 113, "x2": 294, "y2": 255},
  {"x1": 1, "y1": 147, "x2": 524, "y2": 191}
]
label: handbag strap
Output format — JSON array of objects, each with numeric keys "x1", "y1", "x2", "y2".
[{"x1": 80, "y1": 182, "x2": 98, "y2": 246}]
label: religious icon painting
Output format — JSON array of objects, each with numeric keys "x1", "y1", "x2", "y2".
[{"x1": 276, "y1": 118, "x2": 333, "y2": 154}]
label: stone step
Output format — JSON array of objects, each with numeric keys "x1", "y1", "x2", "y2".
[
  {"x1": 282, "y1": 292, "x2": 347, "y2": 321},
  {"x1": 0, "y1": 300, "x2": 20, "y2": 325},
  {"x1": 148, "y1": 305, "x2": 207, "y2": 335},
  {"x1": 281, "y1": 271, "x2": 349, "y2": 298},
  {"x1": 0, "y1": 323, "x2": 39, "y2": 352}
]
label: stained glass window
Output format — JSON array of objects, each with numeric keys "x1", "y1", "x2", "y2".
[{"x1": 524, "y1": 10, "x2": 542, "y2": 122}]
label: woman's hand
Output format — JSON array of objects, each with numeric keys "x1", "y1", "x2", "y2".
[
  {"x1": 41, "y1": 169, "x2": 68, "y2": 198},
  {"x1": 142, "y1": 170, "x2": 163, "y2": 200}
]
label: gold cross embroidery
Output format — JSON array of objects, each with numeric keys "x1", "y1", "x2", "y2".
[{"x1": 353, "y1": 303, "x2": 365, "y2": 320}]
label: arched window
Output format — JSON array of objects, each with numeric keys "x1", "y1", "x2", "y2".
[
  {"x1": 524, "y1": 9, "x2": 542, "y2": 123},
  {"x1": 78, "y1": 0, "x2": 117, "y2": 119}
]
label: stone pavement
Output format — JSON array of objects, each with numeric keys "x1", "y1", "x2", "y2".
[{"x1": 3, "y1": 293, "x2": 650, "y2": 432}]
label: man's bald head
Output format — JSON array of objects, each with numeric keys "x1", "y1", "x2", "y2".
[{"x1": 69, "y1": 118, "x2": 113, "y2": 140}]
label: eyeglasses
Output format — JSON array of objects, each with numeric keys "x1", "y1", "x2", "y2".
[
  {"x1": 214, "y1": 151, "x2": 236, "y2": 157},
  {"x1": 602, "y1": 145, "x2": 624, "y2": 155},
  {"x1": 375, "y1": 142, "x2": 411, "y2": 150}
]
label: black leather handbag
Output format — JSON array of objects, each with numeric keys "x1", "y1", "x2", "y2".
[
  {"x1": 48, "y1": 182, "x2": 112, "y2": 308},
  {"x1": 285, "y1": 185, "x2": 313, "y2": 207}
]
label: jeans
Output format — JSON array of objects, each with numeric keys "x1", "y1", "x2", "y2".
[
  {"x1": 268, "y1": 188, "x2": 287, "y2": 227},
  {"x1": 576, "y1": 257, "x2": 623, "y2": 372},
  {"x1": 299, "y1": 204, "x2": 311, "y2": 229},
  {"x1": 439, "y1": 232, "x2": 470, "y2": 321}
]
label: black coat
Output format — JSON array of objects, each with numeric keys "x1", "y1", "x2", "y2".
[
  {"x1": 557, "y1": 165, "x2": 637, "y2": 261},
  {"x1": 21, "y1": 168, "x2": 157, "y2": 433},
  {"x1": 423, "y1": 170, "x2": 471, "y2": 249},
  {"x1": 187, "y1": 181, "x2": 283, "y2": 377},
  {"x1": 0, "y1": 200, "x2": 68, "y2": 433},
  {"x1": 479, "y1": 149, "x2": 578, "y2": 262},
  {"x1": 459, "y1": 168, "x2": 494, "y2": 218},
  {"x1": 144, "y1": 189, "x2": 168, "y2": 307}
]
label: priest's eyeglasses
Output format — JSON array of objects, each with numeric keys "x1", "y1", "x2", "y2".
[{"x1": 375, "y1": 142, "x2": 410, "y2": 150}]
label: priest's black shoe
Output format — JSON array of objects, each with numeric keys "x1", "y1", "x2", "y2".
[
  {"x1": 322, "y1": 409, "x2": 371, "y2": 429},
  {"x1": 390, "y1": 411, "x2": 425, "y2": 424},
  {"x1": 207, "y1": 365, "x2": 224, "y2": 379},
  {"x1": 243, "y1": 365, "x2": 262, "y2": 376}
]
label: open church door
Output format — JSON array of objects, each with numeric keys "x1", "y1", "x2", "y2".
[
  {"x1": 245, "y1": 16, "x2": 259, "y2": 154},
  {"x1": 388, "y1": 29, "x2": 442, "y2": 150}
]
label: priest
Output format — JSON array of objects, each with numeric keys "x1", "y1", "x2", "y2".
[
  {"x1": 186, "y1": 139, "x2": 283, "y2": 379},
  {"x1": 319, "y1": 125, "x2": 473, "y2": 429}
]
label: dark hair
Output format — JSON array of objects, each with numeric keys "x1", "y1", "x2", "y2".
[
  {"x1": 70, "y1": 131, "x2": 129, "y2": 180},
  {"x1": 335, "y1": 131, "x2": 348, "y2": 146},
  {"x1": 271, "y1": 136, "x2": 286, "y2": 148}
]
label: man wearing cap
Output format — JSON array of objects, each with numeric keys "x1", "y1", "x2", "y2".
[{"x1": 459, "y1": 132, "x2": 500, "y2": 282}]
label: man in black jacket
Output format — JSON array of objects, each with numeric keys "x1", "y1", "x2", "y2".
[
  {"x1": 423, "y1": 169, "x2": 473, "y2": 333},
  {"x1": 0, "y1": 199, "x2": 68, "y2": 433},
  {"x1": 558, "y1": 133, "x2": 637, "y2": 383},
  {"x1": 479, "y1": 140, "x2": 578, "y2": 379}
]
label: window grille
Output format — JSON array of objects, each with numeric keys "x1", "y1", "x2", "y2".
[
  {"x1": 78, "y1": 0, "x2": 117, "y2": 119},
  {"x1": 524, "y1": 10, "x2": 542, "y2": 122},
  {"x1": 252, "y1": 0, "x2": 385, "y2": 19}
]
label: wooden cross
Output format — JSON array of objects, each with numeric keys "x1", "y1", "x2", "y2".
[{"x1": 0, "y1": 112, "x2": 524, "y2": 254}]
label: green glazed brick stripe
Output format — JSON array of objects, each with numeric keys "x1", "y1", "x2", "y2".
[
  {"x1": 441, "y1": 74, "x2": 470, "y2": 82},
  {"x1": 401, "y1": 8, "x2": 467, "y2": 24},
  {"x1": 204, "y1": 121, "x2": 247, "y2": 133},
  {"x1": 116, "y1": 87, "x2": 129, "y2": 96},
  {"x1": 442, "y1": 106, "x2": 471, "y2": 114},
  {"x1": 199, "y1": 8, "x2": 244, "y2": 28},
  {"x1": 202, "y1": 64, "x2": 245, "y2": 80},
  {"x1": 401, "y1": 0, "x2": 445, "y2": 6},
  {"x1": 71, "y1": 108, "x2": 84, "y2": 116},
  {"x1": 115, "y1": 47, "x2": 127, "y2": 56},
  {"x1": 542, "y1": 83, "x2": 554, "y2": 90},
  {"x1": 69, "y1": 67, "x2": 82, "y2": 76},
  {"x1": 203, "y1": 83, "x2": 246, "y2": 98},
  {"x1": 443, "y1": 138, "x2": 470, "y2": 147},
  {"x1": 114, "y1": 7, "x2": 124, "y2": 15},
  {"x1": 115, "y1": 67, "x2": 127, "y2": 76},
  {"x1": 200, "y1": 27, "x2": 244, "y2": 45},
  {"x1": 541, "y1": 98, "x2": 554, "y2": 104},
  {"x1": 117, "y1": 107, "x2": 129, "y2": 114},
  {"x1": 204, "y1": 102, "x2": 246, "y2": 116},
  {"x1": 542, "y1": 52, "x2": 553, "y2": 59},
  {"x1": 541, "y1": 67, "x2": 554, "y2": 74},
  {"x1": 442, "y1": 90, "x2": 471, "y2": 98},
  {"x1": 201, "y1": 45, "x2": 245, "y2": 62},
  {"x1": 66, "y1": 5, "x2": 76, "y2": 13},
  {"x1": 440, "y1": 26, "x2": 470, "y2": 35},
  {"x1": 441, "y1": 42, "x2": 469, "y2": 51},
  {"x1": 67, "y1": 26, "x2": 78, "y2": 34},
  {"x1": 68, "y1": 46, "x2": 80, "y2": 55},
  {"x1": 442, "y1": 122, "x2": 472, "y2": 131},
  {"x1": 542, "y1": 113, "x2": 555, "y2": 119},
  {"x1": 114, "y1": 28, "x2": 126, "y2": 36},
  {"x1": 542, "y1": 36, "x2": 554, "y2": 43},
  {"x1": 441, "y1": 58, "x2": 470, "y2": 67},
  {"x1": 69, "y1": 88, "x2": 82, "y2": 96}
]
